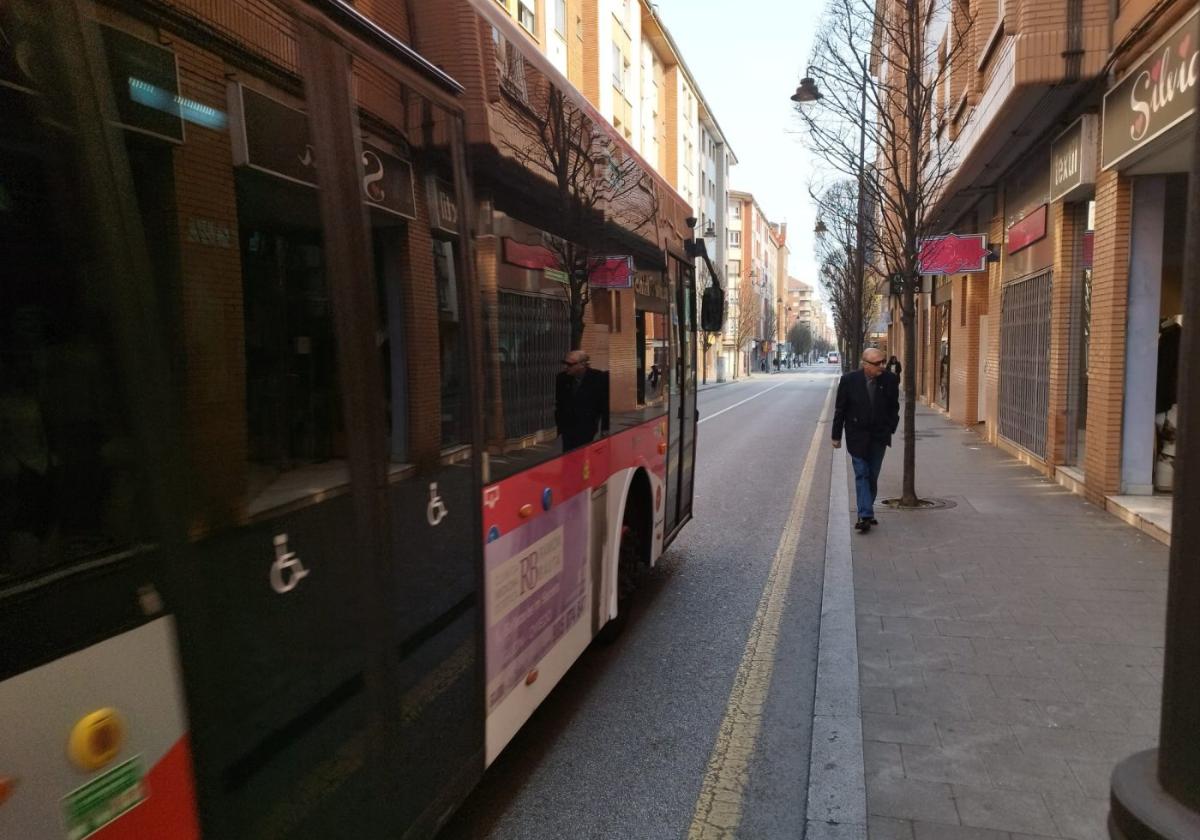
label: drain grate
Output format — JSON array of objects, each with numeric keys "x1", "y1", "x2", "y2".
[{"x1": 880, "y1": 497, "x2": 957, "y2": 511}]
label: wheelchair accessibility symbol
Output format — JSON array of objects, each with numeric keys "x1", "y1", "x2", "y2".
[
  {"x1": 427, "y1": 483, "x2": 449, "y2": 526},
  {"x1": 270, "y1": 533, "x2": 310, "y2": 594}
]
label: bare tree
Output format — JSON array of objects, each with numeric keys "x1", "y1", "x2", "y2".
[
  {"x1": 763, "y1": 300, "x2": 778, "y2": 364},
  {"x1": 734, "y1": 279, "x2": 761, "y2": 376},
  {"x1": 812, "y1": 179, "x2": 884, "y2": 371},
  {"x1": 795, "y1": 0, "x2": 974, "y2": 505},
  {"x1": 500, "y1": 77, "x2": 660, "y2": 348}
]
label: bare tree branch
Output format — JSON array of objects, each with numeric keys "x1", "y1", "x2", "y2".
[
  {"x1": 497, "y1": 55, "x2": 660, "y2": 348},
  {"x1": 794, "y1": 0, "x2": 976, "y2": 505}
]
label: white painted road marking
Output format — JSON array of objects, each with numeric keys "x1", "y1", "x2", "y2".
[
  {"x1": 688, "y1": 381, "x2": 836, "y2": 839},
  {"x1": 697, "y1": 382, "x2": 788, "y2": 425}
]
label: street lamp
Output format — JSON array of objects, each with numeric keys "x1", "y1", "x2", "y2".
[
  {"x1": 791, "y1": 67, "x2": 868, "y2": 368},
  {"x1": 791, "y1": 74, "x2": 823, "y2": 103}
]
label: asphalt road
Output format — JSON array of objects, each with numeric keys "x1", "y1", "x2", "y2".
[{"x1": 439, "y1": 367, "x2": 840, "y2": 840}]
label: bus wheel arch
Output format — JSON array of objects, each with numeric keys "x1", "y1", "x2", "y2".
[{"x1": 598, "y1": 468, "x2": 653, "y2": 643}]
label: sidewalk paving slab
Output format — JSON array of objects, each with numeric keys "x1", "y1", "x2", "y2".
[{"x1": 848, "y1": 405, "x2": 1169, "y2": 840}]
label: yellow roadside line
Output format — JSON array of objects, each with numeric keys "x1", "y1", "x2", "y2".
[{"x1": 687, "y1": 381, "x2": 836, "y2": 840}]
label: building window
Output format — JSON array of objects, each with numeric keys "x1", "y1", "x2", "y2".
[
  {"x1": 730, "y1": 202, "x2": 741, "y2": 218},
  {"x1": 494, "y1": 28, "x2": 529, "y2": 101},
  {"x1": 728, "y1": 259, "x2": 741, "y2": 277},
  {"x1": 517, "y1": 1, "x2": 536, "y2": 32},
  {"x1": 612, "y1": 44, "x2": 624, "y2": 92},
  {"x1": 728, "y1": 230, "x2": 741, "y2": 247},
  {"x1": 555, "y1": 0, "x2": 566, "y2": 35}
]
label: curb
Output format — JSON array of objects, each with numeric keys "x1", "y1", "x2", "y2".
[{"x1": 805, "y1": 446, "x2": 868, "y2": 840}]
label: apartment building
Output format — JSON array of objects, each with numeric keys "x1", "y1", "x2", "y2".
[
  {"x1": 726, "y1": 191, "x2": 788, "y2": 375},
  {"x1": 883, "y1": 0, "x2": 1197, "y2": 544},
  {"x1": 786, "y1": 278, "x2": 817, "y2": 330}
]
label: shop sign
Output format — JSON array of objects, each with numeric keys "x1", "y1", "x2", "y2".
[
  {"x1": 503, "y1": 238, "x2": 560, "y2": 270},
  {"x1": 1050, "y1": 115, "x2": 1098, "y2": 202},
  {"x1": 1007, "y1": 204, "x2": 1048, "y2": 254},
  {"x1": 1102, "y1": 8, "x2": 1199, "y2": 170},
  {"x1": 229, "y1": 84, "x2": 416, "y2": 218},
  {"x1": 2, "y1": 19, "x2": 186, "y2": 142},
  {"x1": 427, "y1": 176, "x2": 459, "y2": 234},
  {"x1": 544, "y1": 268, "x2": 570, "y2": 284},
  {"x1": 918, "y1": 233, "x2": 990, "y2": 274},
  {"x1": 1082, "y1": 231, "x2": 1094, "y2": 269},
  {"x1": 360, "y1": 142, "x2": 416, "y2": 219},
  {"x1": 100, "y1": 25, "x2": 186, "y2": 142},
  {"x1": 186, "y1": 217, "x2": 233, "y2": 249},
  {"x1": 633, "y1": 272, "x2": 669, "y2": 300},
  {"x1": 588, "y1": 256, "x2": 635, "y2": 289}
]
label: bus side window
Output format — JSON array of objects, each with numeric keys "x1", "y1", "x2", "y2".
[{"x1": 0, "y1": 144, "x2": 148, "y2": 580}]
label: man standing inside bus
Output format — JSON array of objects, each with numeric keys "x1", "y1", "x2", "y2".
[
  {"x1": 831, "y1": 348, "x2": 899, "y2": 533},
  {"x1": 556, "y1": 350, "x2": 609, "y2": 452}
]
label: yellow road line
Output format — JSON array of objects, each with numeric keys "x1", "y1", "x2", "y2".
[{"x1": 688, "y1": 381, "x2": 835, "y2": 840}]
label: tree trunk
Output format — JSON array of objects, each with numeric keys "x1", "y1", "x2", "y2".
[{"x1": 901, "y1": 281, "x2": 919, "y2": 506}]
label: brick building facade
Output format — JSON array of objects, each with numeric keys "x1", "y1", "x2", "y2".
[{"x1": 886, "y1": 0, "x2": 1197, "y2": 544}]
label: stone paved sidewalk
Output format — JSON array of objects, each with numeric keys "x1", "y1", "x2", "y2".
[{"x1": 851, "y1": 405, "x2": 1169, "y2": 840}]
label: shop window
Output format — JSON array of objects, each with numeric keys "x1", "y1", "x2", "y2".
[
  {"x1": 238, "y1": 184, "x2": 347, "y2": 516},
  {"x1": 639, "y1": 310, "x2": 669, "y2": 406},
  {"x1": 497, "y1": 291, "x2": 570, "y2": 439},
  {"x1": 433, "y1": 239, "x2": 469, "y2": 448},
  {"x1": 373, "y1": 226, "x2": 410, "y2": 464}
]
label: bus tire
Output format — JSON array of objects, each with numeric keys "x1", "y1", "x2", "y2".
[{"x1": 597, "y1": 521, "x2": 642, "y2": 644}]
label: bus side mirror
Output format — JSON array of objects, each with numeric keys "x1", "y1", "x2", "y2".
[{"x1": 700, "y1": 286, "x2": 724, "y2": 333}]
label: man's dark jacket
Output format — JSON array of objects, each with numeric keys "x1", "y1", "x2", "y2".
[
  {"x1": 832, "y1": 369, "x2": 900, "y2": 458},
  {"x1": 555, "y1": 368, "x2": 610, "y2": 450}
]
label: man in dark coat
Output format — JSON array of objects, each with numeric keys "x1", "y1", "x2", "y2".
[
  {"x1": 555, "y1": 350, "x2": 609, "y2": 452},
  {"x1": 832, "y1": 348, "x2": 900, "y2": 533}
]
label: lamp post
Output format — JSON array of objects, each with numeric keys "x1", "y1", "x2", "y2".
[{"x1": 793, "y1": 66, "x2": 868, "y2": 370}]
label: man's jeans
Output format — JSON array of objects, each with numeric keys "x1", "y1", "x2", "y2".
[{"x1": 850, "y1": 441, "x2": 888, "y2": 520}]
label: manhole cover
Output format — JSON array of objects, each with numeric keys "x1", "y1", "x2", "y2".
[{"x1": 880, "y1": 497, "x2": 957, "y2": 511}]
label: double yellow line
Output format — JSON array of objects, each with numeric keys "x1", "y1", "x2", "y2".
[{"x1": 688, "y1": 382, "x2": 835, "y2": 840}]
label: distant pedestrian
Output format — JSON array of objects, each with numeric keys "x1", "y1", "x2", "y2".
[
  {"x1": 832, "y1": 349, "x2": 900, "y2": 534},
  {"x1": 886, "y1": 355, "x2": 902, "y2": 377},
  {"x1": 647, "y1": 363, "x2": 662, "y2": 396},
  {"x1": 556, "y1": 350, "x2": 609, "y2": 452}
]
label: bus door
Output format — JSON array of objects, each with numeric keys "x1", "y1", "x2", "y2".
[
  {"x1": 172, "y1": 8, "x2": 485, "y2": 838},
  {"x1": 663, "y1": 259, "x2": 698, "y2": 542},
  {"x1": 676, "y1": 263, "x2": 698, "y2": 531}
]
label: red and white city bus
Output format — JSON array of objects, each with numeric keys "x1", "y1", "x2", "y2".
[{"x1": 0, "y1": 0, "x2": 706, "y2": 837}]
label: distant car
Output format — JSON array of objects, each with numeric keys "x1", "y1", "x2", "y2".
[{"x1": 827, "y1": 352, "x2": 839, "y2": 364}]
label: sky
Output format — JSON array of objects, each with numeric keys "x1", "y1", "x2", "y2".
[{"x1": 649, "y1": 0, "x2": 826, "y2": 301}]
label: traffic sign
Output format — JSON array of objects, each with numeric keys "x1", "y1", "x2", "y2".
[{"x1": 918, "y1": 233, "x2": 990, "y2": 275}]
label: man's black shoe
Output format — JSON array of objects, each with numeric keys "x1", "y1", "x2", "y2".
[
  {"x1": 868, "y1": 518, "x2": 879, "y2": 526},
  {"x1": 854, "y1": 518, "x2": 871, "y2": 533}
]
